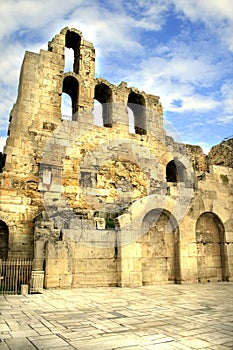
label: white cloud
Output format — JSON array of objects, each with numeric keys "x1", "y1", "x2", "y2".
[
  {"x1": 170, "y1": 95, "x2": 219, "y2": 113},
  {"x1": 173, "y1": 0, "x2": 233, "y2": 51},
  {"x1": 0, "y1": 0, "x2": 85, "y2": 39},
  {"x1": 120, "y1": 50, "x2": 221, "y2": 115},
  {"x1": 220, "y1": 81, "x2": 233, "y2": 114},
  {"x1": 124, "y1": 0, "x2": 172, "y2": 31},
  {"x1": 0, "y1": 42, "x2": 25, "y2": 86},
  {"x1": 173, "y1": 0, "x2": 233, "y2": 22},
  {"x1": 67, "y1": 4, "x2": 144, "y2": 55},
  {"x1": 217, "y1": 115, "x2": 233, "y2": 125}
]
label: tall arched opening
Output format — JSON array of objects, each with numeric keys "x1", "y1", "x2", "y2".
[
  {"x1": 196, "y1": 212, "x2": 228, "y2": 282},
  {"x1": 94, "y1": 83, "x2": 113, "y2": 127},
  {"x1": 138, "y1": 209, "x2": 180, "y2": 285},
  {"x1": 0, "y1": 220, "x2": 9, "y2": 259},
  {"x1": 127, "y1": 92, "x2": 146, "y2": 135},
  {"x1": 65, "y1": 30, "x2": 81, "y2": 74},
  {"x1": 62, "y1": 75, "x2": 79, "y2": 120}
]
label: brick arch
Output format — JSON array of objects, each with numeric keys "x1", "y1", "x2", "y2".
[
  {"x1": 0, "y1": 220, "x2": 9, "y2": 259},
  {"x1": 137, "y1": 208, "x2": 181, "y2": 284},
  {"x1": 196, "y1": 212, "x2": 229, "y2": 282}
]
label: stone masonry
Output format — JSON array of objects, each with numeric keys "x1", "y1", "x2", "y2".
[{"x1": 0, "y1": 27, "x2": 232, "y2": 289}]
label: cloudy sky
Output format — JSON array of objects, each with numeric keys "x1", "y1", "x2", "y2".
[{"x1": 0, "y1": 0, "x2": 233, "y2": 153}]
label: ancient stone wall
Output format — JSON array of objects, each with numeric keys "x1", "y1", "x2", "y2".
[{"x1": 0, "y1": 27, "x2": 232, "y2": 288}]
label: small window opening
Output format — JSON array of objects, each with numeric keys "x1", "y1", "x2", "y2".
[{"x1": 166, "y1": 159, "x2": 186, "y2": 182}]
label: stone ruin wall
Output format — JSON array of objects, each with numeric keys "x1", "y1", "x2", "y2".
[{"x1": 0, "y1": 27, "x2": 232, "y2": 288}]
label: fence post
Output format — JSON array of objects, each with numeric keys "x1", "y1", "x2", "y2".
[
  {"x1": 21, "y1": 284, "x2": 29, "y2": 295},
  {"x1": 30, "y1": 271, "x2": 44, "y2": 293}
]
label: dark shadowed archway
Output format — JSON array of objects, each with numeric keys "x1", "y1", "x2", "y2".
[
  {"x1": 94, "y1": 83, "x2": 113, "y2": 127},
  {"x1": 166, "y1": 159, "x2": 186, "y2": 183},
  {"x1": 127, "y1": 91, "x2": 146, "y2": 135},
  {"x1": 62, "y1": 75, "x2": 79, "y2": 119}
]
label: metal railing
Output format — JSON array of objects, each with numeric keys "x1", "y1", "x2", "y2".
[{"x1": 0, "y1": 259, "x2": 33, "y2": 295}]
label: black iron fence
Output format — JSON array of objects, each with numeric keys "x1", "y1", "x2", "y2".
[{"x1": 0, "y1": 259, "x2": 33, "y2": 295}]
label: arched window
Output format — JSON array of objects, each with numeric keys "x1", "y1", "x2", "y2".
[
  {"x1": 62, "y1": 76, "x2": 79, "y2": 120},
  {"x1": 166, "y1": 159, "x2": 186, "y2": 183},
  {"x1": 127, "y1": 92, "x2": 146, "y2": 135},
  {"x1": 65, "y1": 30, "x2": 81, "y2": 74},
  {"x1": 94, "y1": 83, "x2": 112, "y2": 127},
  {"x1": 0, "y1": 220, "x2": 9, "y2": 259}
]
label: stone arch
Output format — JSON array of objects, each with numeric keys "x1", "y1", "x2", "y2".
[
  {"x1": 138, "y1": 209, "x2": 180, "y2": 285},
  {"x1": 65, "y1": 29, "x2": 81, "y2": 74},
  {"x1": 94, "y1": 82, "x2": 113, "y2": 127},
  {"x1": 166, "y1": 159, "x2": 186, "y2": 183},
  {"x1": 128, "y1": 91, "x2": 146, "y2": 135},
  {"x1": 196, "y1": 212, "x2": 228, "y2": 282},
  {"x1": 0, "y1": 220, "x2": 9, "y2": 259},
  {"x1": 62, "y1": 74, "x2": 79, "y2": 120}
]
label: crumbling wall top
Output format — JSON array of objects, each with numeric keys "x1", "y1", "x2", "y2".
[{"x1": 208, "y1": 138, "x2": 233, "y2": 168}]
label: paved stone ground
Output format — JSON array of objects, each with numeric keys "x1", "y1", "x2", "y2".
[{"x1": 0, "y1": 283, "x2": 233, "y2": 350}]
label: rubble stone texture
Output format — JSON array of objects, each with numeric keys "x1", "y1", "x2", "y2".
[{"x1": 0, "y1": 27, "x2": 232, "y2": 288}]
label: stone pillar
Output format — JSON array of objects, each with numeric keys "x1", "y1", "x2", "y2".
[
  {"x1": 111, "y1": 83, "x2": 129, "y2": 129},
  {"x1": 21, "y1": 284, "x2": 29, "y2": 295},
  {"x1": 33, "y1": 240, "x2": 46, "y2": 271},
  {"x1": 118, "y1": 240, "x2": 142, "y2": 287},
  {"x1": 44, "y1": 241, "x2": 72, "y2": 289},
  {"x1": 179, "y1": 218, "x2": 198, "y2": 283}
]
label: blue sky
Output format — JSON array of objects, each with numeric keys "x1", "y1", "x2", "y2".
[{"x1": 0, "y1": 0, "x2": 233, "y2": 153}]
